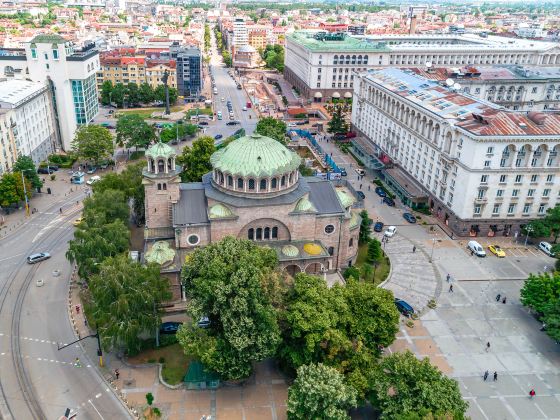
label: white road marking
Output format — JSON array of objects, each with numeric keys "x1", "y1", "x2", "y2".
[
  {"x1": 95, "y1": 393, "x2": 102, "y2": 399},
  {"x1": 0, "y1": 252, "x2": 25, "y2": 262},
  {"x1": 88, "y1": 399, "x2": 105, "y2": 420}
]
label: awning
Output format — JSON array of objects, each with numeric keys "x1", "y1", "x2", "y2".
[
  {"x1": 332, "y1": 92, "x2": 340, "y2": 98},
  {"x1": 314, "y1": 92, "x2": 323, "y2": 98},
  {"x1": 344, "y1": 92, "x2": 352, "y2": 98}
]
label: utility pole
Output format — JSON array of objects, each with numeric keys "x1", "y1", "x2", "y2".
[
  {"x1": 20, "y1": 170, "x2": 30, "y2": 216},
  {"x1": 57, "y1": 324, "x2": 103, "y2": 367}
]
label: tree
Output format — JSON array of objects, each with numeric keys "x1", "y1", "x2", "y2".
[
  {"x1": 262, "y1": 44, "x2": 285, "y2": 72},
  {"x1": 368, "y1": 351, "x2": 468, "y2": 419},
  {"x1": 83, "y1": 189, "x2": 130, "y2": 224},
  {"x1": 0, "y1": 172, "x2": 31, "y2": 208},
  {"x1": 366, "y1": 238, "x2": 382, "y2": 264},
  {"x1": 520, "y1": 273, "x2": 560, "y2": 316},
  {"x1": 543, "y1": 298, "x2": 560, "y2": 342},
  {"x1": 222, "y1": 50, "x2": 232, "y2": 67},
  {"x1": 327, "y1": 106, "x2": 348, "y2": 135},
  {"x1": 525, "y1": 220, "x2": 551, "y2": 240},
  {"x1": 101, "y1": 80, "x2": 113, "y2": 106},
  {"x1": 111, "y1": 83, "x2": 126, "y2": 108},
  {"x1": 138, "y1": 82, "x2": 154, "y2": 104},
  {"x1": 359, "y1": 210, "x2": 371, "y2": 244},
  {"x1": 126, "y1": 82, "x2": 140, "y2": 107},
  {"x1": 287, "y1": 363, "x2": 357, "y2": 420},
  {"x1": 255, "y1": 117, "x2": 287, "y2": 144},
  {"x1": 13, "y1": 155, "x2": 42, "y2": 189},
  {"x1": 177, "y1": 237, "x2": 280, "y2": 380},
  {"x1": 71, "y1": 125, "x2": 114, "y2": 166},
  {"x1": 87, "y1": 255, "x2": 171, "y2": 353},
  {"x1": 543, "y1": 205, "x2": 560, "y2": 242},
  {"x1": 176, "y1": 136, "x2": 215, "y2": 182},
  {"x1": 116, "y1": 114, "x2": 155, "y2": 150},
  {"x1": 343, "y1": 266, "x2": 360, "y2": 281},
  {"x1": 154, "y1": 85, "x2": 178, "y2": 105}
]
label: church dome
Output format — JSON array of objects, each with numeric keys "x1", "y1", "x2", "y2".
[
  {"x1": 294, "y1": 197, "x2": 316, "y2": 213},
  {"x1": 336, "y1": 189, "x2": 355, "y2": 208},
  {"x1": 146, "y1": 141, "x2": 176, "y2": 159},
  {"x1": 208, "y1": 203, "x2": 234, "y2": 219}
]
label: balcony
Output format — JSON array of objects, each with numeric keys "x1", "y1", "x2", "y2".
[{"x1": 474, "y1": 197, "x2": 488, "y2": 204}]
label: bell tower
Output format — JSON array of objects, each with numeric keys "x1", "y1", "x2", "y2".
[{"x1": 143, "y1": 142, "x2": 182, "y2": 229}]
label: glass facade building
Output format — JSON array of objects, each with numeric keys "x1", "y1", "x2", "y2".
[{"x1": 71, "y1": 73, "x2": 98, "y2": 124}]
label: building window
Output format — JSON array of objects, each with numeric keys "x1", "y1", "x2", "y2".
[
  {"x1": 500, "y1": 158, "x2": 507, "y2": 167},
  {"x1": 325, "y1": 224, "x2": 335, "y2": 234},
  {"x1": 248, "y1": 228, "x2": 254, "y2": 240},
  {"x1": 528, "y1": 189, "x2": 535, "y2": 197},
  {"x1": 349, "y1": 238, "x2": 354, "y2": 247},
  {"x1": 532, "y1": 87, "x2": 538, "y2": 93},
  {"x1": 272, "y1": 226, "x2": 278, "y2": 239},
  {"x1": 508, "y1": 204, "x2": 516, "y2": 214},
  {"x1": 538, "y1": 204, "x2": 546, "y2": 214},
  {"x1": 496, "y1": 189, "x2": 503, "y2": 197},
  {"x1": 248, "y1": 179, "x2": 255, "y2": 190},
  {"x1": 187, "y1": 234, "x2": 200, "y2": 245},
  {"x1": 328, "y1": 246, "x2": 335, "y2": 256},
  {"x1": 157, "y1": 183, "x2": 161, "y2": 191},
  {"x1": 512, "y1": 189, "x2": 519, "y2": 197},
  {"x1": 531, "y1": 174, "x2": 538, "y2": 182},
  {"x1": 484, "y1": 160, "x2": 491, "y2": 167},
  {"x1": 487, "y1": 146, "x2": 494, "y2": 154},
  {"x1": 531, "y1": 158, "x2": 538, "y2": 167},
  {"x1": 547, "y1": 174, "x2": 554, "y2": 183},
  {"x1": 523, "y1": 204, "x2": 531, "y2": 214},
  {"x1": 499, "y1": 174, "x2": 507, "y2": 183},
  {"x1": 543, "y1": 189, "x2": 551, "y2": 197},
  {"x1": 31, "y1": 48, "x2": 37, "y2": 59},
  {"x1": 474, "y1": 205, "x2": 481, "y2": 214},
  {"x1": 281, "y1": 175, "x2": 286, "y2": 186},
  {"x1": 477, "y1": 189, "x2": 485, "y2": 199},
  {"x1": 228, "y1": 175, "x2": 233, "y2": 187},
  {"x1": 44, "y1": 52, "x2": 48, "y2": 60},
  {"x1": 237, "y1": 178, "x2": 244, "y2": 189},
  {"x1": 492, "y1": 204, "x2": 500, "y2": 214},
  {"x1": 515, "y1": 175, "x2": 523, "y2": 183},
  {"x1": 260, "y1": 179, "x2": 267, "y2": 191},
  {"x1": 515, "y1": 158, "x2": 522, "y2": 167},
  {"x1": 264, "y1": 227, "x2": 270, "y2": 239},
  {"x1": 271, "y1": 178, "x2": 277, "y2": 189},
  {"x1": 256, "y1": 227, "x2": 263, "y2": 240},
  {"x1": 480, "y1": 174, "x2": 488, "y2": 183},
  {"x1": 53, "y1": 49, "x2": 59, "y2": 60}
]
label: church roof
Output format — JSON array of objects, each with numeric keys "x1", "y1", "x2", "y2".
[
  {"x1": 208, "y1": 203, "x2": 235, "y2": 219},
  {"x1": 146, "y1": 141, "x2": 176, "y2": 159},
  {"x1": 30, "y1": 34, "x2": 66, "y2": 44},
  {"x1": 210, "y1": 133, "x2": 301, "y2": 178}
]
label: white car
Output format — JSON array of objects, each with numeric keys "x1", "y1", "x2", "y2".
[
  {"x1": 539, "y1": 241, "x2": 555, "y2": 257},
  {"x1": 242, "y1": 106, "x2": 247, "y2": 111},
  {"x1": 221, "y1": 97, "x2": 225, "y2": 102},
  {"x1": 287, "y1": 122, "x2": 297, "y2": 127},
  {"x1": 86, "y1": 175, "x2": 101, "y2": 185},
  {"x1": 355, "y1": 168, "x2": 366, "y2": 176},
  {"x1": 384, "y1": 226, "x2": 397, "y2": 237}
]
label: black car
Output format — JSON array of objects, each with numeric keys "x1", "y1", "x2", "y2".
[
  {"x1": 375, "y1": 187, "x2": 386, "y2": 197},
  {"x1": 403, "y1": 212, "x2": 417, "y2": 223},
  {"x1": 37, "y1": 167, "x2": 55, "y2": 174},
  {"x1": 394, "y1": 298, "x2": 415, "y2": 317},
  {"x1": 339, "y1": 168, "x2": 347, "y2": 176},
  {"x1": 374, "y1": 221, "x2": 384, "y2": 232},
  {"x1": 383, "y1": 196, "x2": 395, "y2": 207},
  {"x1": 198, "y1": 121, "x2": 209, "y2": 126},
  {"x1": 159, "y1": 321, "x2": 182, "y2": 334},
  {"x1": 214, "y1": 134, "x2": 223, "y2": 140},
  {"x1": 356, "y1": 191, "x2": 366, "y2": 200}
]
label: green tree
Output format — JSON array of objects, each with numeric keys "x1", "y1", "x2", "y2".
[
  {"x1": 13, "y1": 155, "x2": 42, "y2": 189},
  {"x1": 287, "y1": 363, "x2": 357, "y2": 420},
  {"x1": 360, "y1": 263, "x2": 374, "y2": 281},
  {"x1": 255, "y1": 117, "x2": 287, "y2": 144},
  {"x1": 116, "y1": 114, "x2": 155, "y2": 150},
  {"x1": 343, "y1": 266, "x2": 360, "y2": 281},
  {"x1": 71, "y1": 125, "x2": 114, "y2": 166},
  {"x1": 366, "y1": 238, "x2": 382, "y2": 264},
  {"x1": 112, "y1": 83, "x2": 126, "y2": 107},
  {"x1": 154, "y1": 85, "x2": 178, "y2": 105},
  {"x1": 368, "y1": 351, "x2": 468, "y2": 419},
  {"x1": 327, "y1": 106, "x2": 348, "y2": 135},
  {"x1": 176, "y1": 136, "x2": 215, "y2": 182},
  {"x1": 126, "y1": 82, "x2": 140, "y2": 106},
  {"x1": 520, "y1": 272, "x2": 560, "y2": 315},
  {"x1": 83, "y1": 189, "x2": 130, "y2": 224},
  {"x1": 138, "y1": 82, "x2": 154, "y2": 104},
  {"x1": 101, "y1": 80, "x2": 113, "y2": 106},
  {"x1": 524, "y1": 220, "x2": 551, "y2": 239},
  {"x1": 0, "y1": 172, "x2": 31, "y2": 208},
  {"x1": 543, "y1": 298, "x2": 560, "y2": 342},
  {"x1": 87, "y1": 255, "x2": 171, "y2": 353},
  {"x1": 359, "y1": 210, "x2": 371, "y2": 244},
  {"x1": 543, "y1": 205, "x2": 560, "y2": 242},
  {"x1": 177, "y1": 237, "x2": 281, "y2": 380},
  {"x1": 159, "y1": 122, "x2": 195, "y2": 143},
  {"x1": 222, "y1": 50, "x2": 232, "y2": 67}
]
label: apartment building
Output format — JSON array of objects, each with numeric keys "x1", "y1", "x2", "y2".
[
  {"x1": 0, "y1": 109, "x2": 17, "y2": 175},
  {"x1": 284, "y1": 31, "x2": 560, "y2": 101},
  {"x1": 351, "y1": 68, "x2": 560, "y2": 237},
  {"x1": 97, "y1": 56, "x2": 146, "y2": 89},
  {"x1": 145, "y1": 60, "x2": 177, "y2": 90}
]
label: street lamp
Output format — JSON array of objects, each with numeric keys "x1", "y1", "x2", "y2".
[
  {"x1": 524, "y1": 225, "x2": 534, "y2": 248},
  {"x1": 429, "y1": 237, "x2": 437, "y2": 263},
  {"x1": 19, "y1": 168, "x2": 34, "y2": 217}
]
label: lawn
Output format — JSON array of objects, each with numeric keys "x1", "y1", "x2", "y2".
[
  {"x1": 116, "y1": 106, "x2": 184, "y2": 118},
  {"x1": 128, "y1": 342, "x2": 190, "y2": 385},
  {"x1": 355, "y1": 243, "x2": 390, "y2": 285},
  {"x1": 185, "y1": 107, "x2": 213, "y2": 118}
]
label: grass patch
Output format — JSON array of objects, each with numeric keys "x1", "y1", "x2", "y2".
[
  {"x1": 128, "y1": 342, "x2": 190, "y2": 385},
  {"x1": 116, "y1": 106, "x2": 184, "y2": 118},
  {"x1": 185, "y1": 108, "x2": 213, "y2": 118},
  {"x1": 355, "y1": 243, "x2": 390, "y2": 285}
]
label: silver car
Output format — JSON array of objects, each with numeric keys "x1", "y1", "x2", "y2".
[{"x1": 27, "y1": 252, "x2": 51, "y2": 264}]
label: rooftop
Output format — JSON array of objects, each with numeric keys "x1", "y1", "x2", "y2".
[
  {"x1": 409, "y1": 65, "x2": 560, "y2": 82},
  {"x1": 287, "y1": 30, "x2": 389, "y2": 53},
  {"x1": 0, "y1": 80, "x2": 47, "y2": 108},
  {"x1": 30, "y1": 33, "x2": 66, "y2": 44}
]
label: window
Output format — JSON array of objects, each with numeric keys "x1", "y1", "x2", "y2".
[
  {"x1": 528, "y1": 189, "x2": 535, "y2": 197},
  {"x1": 328, "y1": 247, "x2": 335, "y2": 256},
  {"x1": 496, "y1": 189, "x2": 504, "y2": 197},
  {"x1": 349, "y1": 238, "x2": 354, "y2": 247},
  {"x1": 508, "y1": 204, "x2": 516, "y2": 214},
  {"x1": 523, "y1": 204, "x2": 531, "y2": 214},
  {"x1": 248, "y1": 179, "x2": 255, "y2": 190},
  {"x1": 449, "y1": 193, "x2": 453, "y2": 204},
  {"x1": 271, "y1": 178, "x2": 277, "y2": 189},
  {"x1": 515, "y1": 158, "x2": 522, "y2": 167},
  {"x1": 44, "y1": 52, "x2": 48, "y2": 59},
  {"x1": 531, "y1": 158, "x2": 538, "y2": 167},
  {"x1": 31, "y1": 48, "x2": 37, "y2": 59},
  {"x1": 538, "y1": 204, "x2": 546, "y2": 214},
  {"x1": 281, "y1": 175, "x2": 286, "y2": 186},
  {"x1": 53, "y1": 49, "x2": 59, "y2": 60},
  {"x1": 157, "y1": 183, "x2": 161, "y2": 191},
  {"x1": 477, "y1": 189, "x2": 485, "y2": 199},
  {"x1": 531, "y1": 174, "x2": 538, "y2": 182},
  {"x1": 543, "y1": 189, "x2": 550, "y2": 197},
  {"x1": 248, "y1": 228, "x2": 254, "y2": 240},
  {"x1": 532, "y1": 87, "x2": 538, "y2": 93},
  {"x1": 256, "y1": 228, "x2": 263, "y2": 240},
  {"x1": 480, "y1": 174, "x2": 488, "y2": 183},
  {"x1": 187, "y1": 234, "x2": 200, "y2": 245},
  {"x1": 500, "y1": 158, "x2": 507, "y2": 167},
  {"x1": 325, "y1": 224, "x2": 335, "y2": 234},
  {"x1": 547, "y1": 174, "x2": 554, "y2": 183},
  {"x1": 484, "y1": 160, "x2": 491, "y2": 167},
  {"x1": 260, "y1": 179, "x2": 267, "y2": 190},
  {"x1": 474, "y1": 205, "x2": 481, "y2": 214},
  {"x1": 237, "y1": 178, "x2": 244, "y2": 189},
  {"x1": 228, "y1": 175, "x2": 233, "y2": 187},
  {"x1": 499, "y1": 174, "x2": 507, "y2": 183},
  {"x1": 512, "y1": 189, "x2": 519, "y2": 197},
  {"x1": 515, "y1": 175, "x2": 523, "y2": 183},
  {"x1": 492, "y1": 204, "x2": 500, "y2": 214},
  {"x1": 487, "y1": 146, "x2": 494, "y2": 154},
  {"x1": 264, "y1": 227, "x2": 270, "y2": 239}
]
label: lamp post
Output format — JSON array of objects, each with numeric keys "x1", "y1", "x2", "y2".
[
  {"x1": 20, "y1": 168, "x2": 34, "y2": 217},
  {"x1": 524, "y1": 225, "x2": 534, "y2": 248},
  {"x1": 429, "y1": 237, "x2": 437, "y2": 263}
]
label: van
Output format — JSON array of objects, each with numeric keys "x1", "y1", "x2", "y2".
[
  {"x1": 468, "y1": 240, "x2": 486, "y2": 257},
  {"x1": 217, "y1": 111, "x2": 222, "y2": 120},
  {"x1": 213, "y1": 88, "x2": 218, "y2": 95},
  {"x1": 538, "y1": 241, "x2": 555, "y2": 257}
]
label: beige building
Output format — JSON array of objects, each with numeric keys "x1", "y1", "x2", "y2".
[
  {"x1": 97, "y1": 56, "x2": 146, "y2": 90},
  {"x1": 145, "y1": 60, "x2": 177, "y2": 89}
]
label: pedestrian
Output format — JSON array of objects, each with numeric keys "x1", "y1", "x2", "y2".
[
  {"x1": 451, "y1": 232, "x2": 454, "y2": 240},
  {"x1": 493, "y1": 371, "x2": 498, "y2": 381},
  {"x1": 449, "y1": 284, "x2": 453, "y2": 292},
  {"x1": 115, "y1": 369, "x2": 120, "y2": 380},
  {"x1": 486, "y1": 342, "x2": 491, "y2": 352},
  {"x1": 75, "y1": 358, "x2": 81, "y2": 368},
  {"x1": 544, "y1": 265, "x2": 548, "y2": 272},
  {"x1": 59, "y1": 207, "x2": 62, "y2": 214},
  {"x1": 75, "y1": 305, "x2": 80, "y2": 314},
  {"x1": 446, "y1": 273, "x2": 451, "y2": 282},
  {"x1": 84, "y1": 318, "x2": 88, "y2": 327},
  {"x1": 360, "y1": 183, "x2": 363, "y2": 189},
  {"x1": 471, "y1": 249, "x2": 474, "y2": 256},
  {"x1": 496, "y1": 294, "x2": 501, "y2": 302},
  {"x1": 368, "y1": 185, "x2": 371, "y2": 191},
  {"x1": 529, "y1": 389, "x2": 535, "y2": 399},
  {"x1": 483, "y1": 370, "x2": 489, "y2": 381},
  {"x1": 502, "y1": 296, "x2": 507, "y2": 304},
  {"x1": 413, "y1": 245, "x2": 416, "y2": 253}
]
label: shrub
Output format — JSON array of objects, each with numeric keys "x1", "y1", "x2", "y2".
[
  {"x1": 146, "y1": 392, "x2": 154, "y2": 406},
  {"x1": 415, "y1": 207, "x2": 432, "y2": 216},
  {"x1": 158, "y1": 357, "x2": 165, "y2": 364},
  {"x1": 50, "y1": 174, "x2": 56, "y2": 181}
]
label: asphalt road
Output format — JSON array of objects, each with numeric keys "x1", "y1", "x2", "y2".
[{"x1": 0, "y1": 186, "x2": 130, "y2": 419}]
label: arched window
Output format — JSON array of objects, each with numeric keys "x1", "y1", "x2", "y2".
[
  {"x1": 271, "y1": 178, "x2": 277, "y2": 189},
  {"x1": 219, "y1": 172, "x2": 224, "y2": 185},
  {"x1": 158, "y1": 160, "x2": 165, "y2": 173},
  {"x1": 328, "y1": 246, "x2": 335, "y2": 256},
  {"x1": 237, "y1": 178, "x2": 244, "y2": 189},
  {"x1": 349, "y1": 238, "x2": 354, "y2": 247},
  {"x1": 260, "y1": 179, "x2": 267, "y2": 191},
  {"x1": 333, "y1": 54, "x2": 338, "y2": 64},
  {"x1": 162, "y1": 183, "x2": 167, "y2": 190},
  {"x1": 264, "y1": 227, "x2": 270, "y2": 239},
  {"x1": 149, "y1": 158, "x2": 155, "y2": 172},
  {"x1": 248, "y1": 228, "x2": 254, "y2": 240},
  {"x1": 168, "y1": 158, "x2": 172, "y2": 170},
  {"x1": 364, "y1": 55, "x2": 369, "y2": 63},
  {"x1": 248, "y1": 179, "x2": 255, "y2": 190},
  {"x1": 289, "y1": 173, "x2": 293, "y2": 184},
  {"x1": 272, "y1": 226, "x2": 278, "y2": 239},
  {"x1": 228, "y1": 175, "x2": 233, "y2": 187},
  {"x1": 256, "y1": 227, "x2": 263, "y2": 240},
  {"x1": 281, "y1": 176, "x2": 286, "y2": 186},
  {"x1": 157, "y1": 183, "x2": 161, "y2": 190}
]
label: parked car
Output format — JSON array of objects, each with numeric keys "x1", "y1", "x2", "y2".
[
  {"x1": 86, "y1": 175, "x2": 101, "y2": 185},
  {"x1": 355, "y1": 168, "x2": 365, "y2": 176},
  {"x1": 374, "y1": 221, "x2": 384, "y2": 232},
  {"x1": 383, "y1": 196, "x2": 395, "y2": 207},
  {"x1": 214, "y1": 134, "x2": 223, "y2": 140},
  {"x1": 72, "y1": 217, "x2": 83, "y2": 226},
  {"x1": 159, "y1": 321, "x2": 182, "y2": 335},
  {"x1": 100, "y1": 161, "x2": 109, "y2": 169},
  {"x1": 37, "y1": 167, "x2": 55, "y2": 174},
  {"x1": 86, "y1": 166, "x2": 97, "y2": 174},
  {"x1": 356, "y1": 191, "x2": 366, "y2": 200},
  {"x1": 394, "y1": 298, "x2": 415, "y2": 317},
  {"x1": 221, "y1": 97, "x2": 225, "y2": 102},
  {"x1": 242, "y1": 106, "x2": 247, "y2": 111},
  {"x1": 538, "y1": 241, "x2": 555, "y2": 257},
  {"x1": 488, "y1": 244, "x2": 506, "y2": 258},
  {"x1": 197, "y1": 317, "x2": 211, "y2": 329},
  {"x1": 27, "y1": 252, "x2": 51, "y2": 264},
  {"x1": 198, "y1": 121, "x2": 209, "y2": 126},
  {"x1": 226, "y1": 121, "x2": 237, "y2": 126},
  {"x1": 375, "y1": 187, "x2": 386, "y2": 197},
  {"x1": 403, "y1": 213, "x2": 417, "y2": 223},
  {"x1": 384, "y1": 226, "x2": 397, "y2": 237},
  {"x1": 467, "y1": 240, "x2": 486, "y2": 257},
  {"x1": 339, "y1": 167, "x2": 347, "y2": 176}
]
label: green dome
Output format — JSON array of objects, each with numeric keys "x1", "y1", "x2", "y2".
[
  {"x1": 208, "y1": 203, "x2": 234, "y2": 219},
  {"x1": 281, "y1": 245, "x2": 300, "y2": 257},
  {"x1": 210, "y1": 133, "x2": 301, "y2": 178},
  {"x1": 146, "y1": 141, "x2": 176, "y2": 159},
  {"x1": 336, "y1": 189, "x2": 355, "y2": 208},
  {"x1": 145, "y1": 241, "x2": 176, "y2": 266},
  {"x1": 294, "y1": 197, "x2": 317, "y2": 213},
  {"x1": 349, "y1": 212, "x2": 360, "y2": 229}
]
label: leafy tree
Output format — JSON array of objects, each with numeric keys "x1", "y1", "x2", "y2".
[
  {"x1": 13, "y1": 155, "x2": 42, "y2": 189},
  {"x1": 520, "y1": 273, "x2": 560, "y2": 315},
  {"x1": 327, "y1": 106, "x2": 348, "y2": 135},
  {"x1": 138, "y1": 82, "x2": 154, "y2": 104},
  {"x1": 360, "y1": 263, "x2": 374, "y2": 281},
  {"x1": 287, "y1": 363, "x2": 357, "y2": 420},
  {"x1": 126, "y1": 82, "x2": 140, "y2": 107},
  {"x1": 116, "y1": 114, "x2": 155, "y2": 150},
  {"x1": 177, "y1": 237, "x2": 280, "y2": 380},
  {"x1": 343, "y1": 266, "x2": 360, "y2": 281},
  {"x1": 368, "y1": 351, "x2": 468, "y2": 419},
  {"x1": 71, "y1": 125, "x2": 114, "y2": 166},
  {"x1": 159, "y1": 122, "x2": 197, "y2": 143},
  {"x1": 0, "y1": 172, "x2": 31, "y2": 208},
  {"x1": 366, "y1": 238, "x2": 382, "y2": 264},
  {"x1": 83, "y1": 189, "x2": 130, "y2": 225},
  {"x1": 255, "y1": 117, "x2": 287, "y2": 144},
  {"x1": 112, "y1": 82, "x2": 126, "y2": 107},
  {"x1": 359, "y1": 210, "x2": 371, "y2": 244},
  {"x1": 154, "y1": 85, "x2": 178, "y2": 105},
  {"x1": 543, "y1": 205, "x2": 560, "y2": 242},
  {"x1": 261, "y1": 44, "x2": 285, "y2": 72},
  {"x1": 543, "y1": 298, "x2": 560, "y2": 342},
  {"x1": 524, "y1": 220, "x2": 551, "y2": 239},
  {"x1": 87, "y1": 255, "x2": 171, "y2": 353},
  {"x1": 176, "y1": 136, "x2": 215, "y2": 182},
  {"x1": 222, "y1": 50, "x2": 232, "y2": 67},
  {"x1": 101, "y1": 80, "x2": 113, "y2": 106}
]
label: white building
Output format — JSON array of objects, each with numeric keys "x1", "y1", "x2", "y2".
[
  {"x1": 0, "y1": 80, "x2": 57, "y2": 169},
  {"x1": 0, "y1": 34, "x2": 100, "y2": 151},
  {"x1": 0, "y1": 110, "x2": 18, "y2": 175},
  {"x1": 284, "y1": 31, "x2": 560, "y2": 101},
  {"x1": 233, "y1": 17, "x2": 248, "y2": 49},
  {"x1": 351, "y1": 68, "x2": 560, "y2": 237}
]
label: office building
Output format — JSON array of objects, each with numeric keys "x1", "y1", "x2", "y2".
[
  {"x1": 233, "y1": 18, "x2": 248, "y2": 49},
  {"x1": 351, "y1": 68, "x2": 560, "y2": 237},
  {"x1": 170, "y1": 45, "x2": 202, "y2": 99}
]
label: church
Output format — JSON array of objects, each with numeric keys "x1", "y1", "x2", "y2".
[{"x1": 142, "y1": 133, "x2": 360, "y2": 298}]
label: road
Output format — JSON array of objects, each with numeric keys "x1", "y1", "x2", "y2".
[{"x1": 0, "y1": 183, "x2": 130, "y2": 419}]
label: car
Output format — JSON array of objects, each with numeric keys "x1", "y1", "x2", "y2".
[
  {"x1": 226, "y1": 121, "x2": 237, "y2": 126},
  {"x1": 86, "y1": 166, "x2": 97, "y2": 174},
  {"x1": 198, "y1": 121, "x2": 209, "y2": 126},
  {"x1": 72, "y1": 217, "x2": 83, "y2": 226},
  {"x1": 37, "y1": 167, "x2": 55, "y2": 174},
  {"x1": 394, "y1": 298, "x2": 415, "y2": 317},
  {"x1": 86, "y1": 175, "x2": 101, "y2": 185},
  {"x1": 242, "y1": 106, "x2": 247, "y2": 111},
  {"x1": 339, "y1": 168, "x2": 347, "y2": 176},
  {"x1": 374, "y1": 221, "x2": 384, "y2": 232},
  {"x1": 403, "y1": 213, "x2": 417, "y2": 223},
  {"x1": 100, "y1": 161, "x2": 109, "y2": 169},
  {"x1": 221, "y1": 97, "x2": 225, "y2": 102},
  {"x1": 384, "y1": 226, "x2": 397, "y2": 237},
  {"x1": 197, "y1": 317, "x2": 210, "y2": 329},
  {"x1": 27, "y1": 252, "x2": 51, "y2": 264},
  {"x1": 538, "y1": 241, "x2": 555, "y2": 257},
  {"x1": 287, "y1": 122, "x2": 297, "y2": 128},
  {"x1": 467, "y1": 240, "x2": 486, "y2": 257},
  {"x1": 159, "y1": 321, "x2": 183, "y2": 335},
  {"x1": 214, "y1": 134, "x2": 223, "y2": 140},
  {"x1": 375, "y1": 187, "x2": 386, "y2": 197},
  {"x1": 383, "y1": 196, "x2": 395, "y2": 207},
  {"x1": 295, "y1": 120, "x2": 308, "y2": 126},
  {"x1": 355, "y1": 168, "x2": 365, "y2": 176},
  {"x1": 356, "y1": 190, "x2": 366, "y2": 200},
  {"x1": 488, "y1": 244, "x2": 506, "y2": 258}
]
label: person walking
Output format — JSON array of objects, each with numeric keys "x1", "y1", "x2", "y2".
[
  {"x1": 529, "y1": 389, "x2": 536, "y2": 399},
  {"x1": 486, "y1": 342, "x2": 491, "y2": 352},
  {"x1": 493, "y1": 371, "x2": 498, "y2": 381},
  {"x1": 471, "y1": 249, "x2": 474, "y2": 256},
  {"x1": 413, "y1": 245, "x2": 416, "y2": 253},
  {"x1": 115, "y1": 369, "x2": 120, "y2": 380},
  {"x1": 502, "y1": 296, "x2": 507, "y2": 304},
  {"x1": 446, "y1": 273, "x2": 451, "y2": 282},
  {"x1": 75, "y1": 358, "x2": 81, "y2": 368},
  {"x1": 449, "y1": 284, "x2": 453, "y2": 293},
  {"x1": 496, "y1": 294, "x2": 501, "y2": 302},
  {"x1": 359, "y1": 183, "x2": 363, "y2": 190},
  {"x1": 483, "y1": 370, "x2": 489, "y2": 381},
  {"x1": 368, "y1": 185, "x2": 371, "y2": 191}
]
